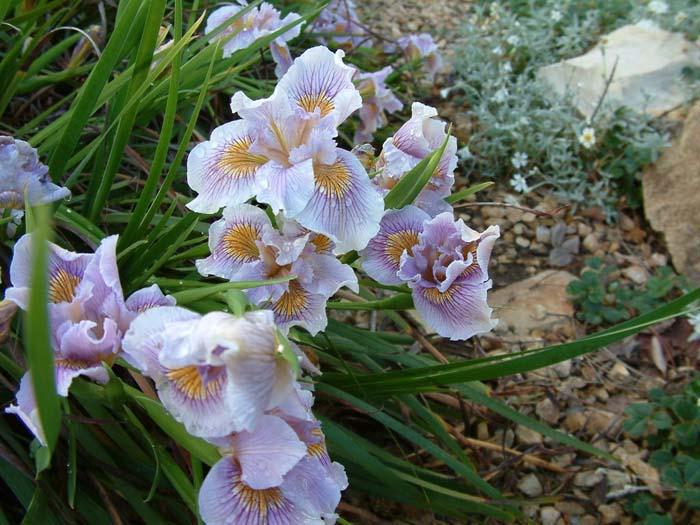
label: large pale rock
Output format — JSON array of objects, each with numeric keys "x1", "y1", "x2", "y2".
[
  {"x1": 538, "y1": 23, "x2": 700, "y2": 118},
  {"x1": 490, "y1": 270, "x2": 576, "y2": 335},
  {"x1": 643, "y1": 102, "x2": 700, "y2": 285}
]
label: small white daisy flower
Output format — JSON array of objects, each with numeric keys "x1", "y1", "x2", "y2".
[
  {"x1": 647, "y1": 0, "x2": 669, "y2": 14},
  {"x1": 578, "y1": 127, "x2": 596, "y2": 149},
  {"x1": 492, "y1": 45, "x2": 504, "y2": 56},
  {"x1": 510, "y1": 173, "x2": 529, "y2": 193},
  {"x1": 506, "y1": 34, "x2": 520, "y2": 46},
  {"x1": 501, "y1": 61, "x2": 512, "y2": 73},
  {"x1": 491, "y1": 87, "x2": 509, "y2": 103},
  {"x1": 551, "y1": 9, "x2": 562, "y2": 22},
  {"x1": 511, "y1": 151, "x2": 528, "y2": 169}
]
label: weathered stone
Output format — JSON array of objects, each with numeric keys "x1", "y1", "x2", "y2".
[
  {"x1": 536, "y1": 225, "x2": 551, "y2": 244},
  {"x1": 608, "y1": 361, "x2": 631, "y2": 381},
  {"x1": 540, "y1": 506, "x2": 562, "y2": 525},
  {"x1": 582, "y1": 233, "x2": 599, "y2": 253},
  {"x1": 535, "y1": 397, "x2": 560, "y2": 425},
  {"x1": 599, "y1": 503, "x2": 623, "y2": 524},
  {"x1": 643, "y1": 101, "x2": 700, "y2": 285},
  {"x1": 490, "y1": 270, "x2": 576, "y2": 336},
  {"x1": 623, "y1": 265, "x2": 649, "y2": 285},
  {"x1": 538, "y1": 24, "x2": 700, "y2": 118},
  {"x1": 563, "y1": 410, "x2": 587, "y2": 433},
  {"x1": 516, "y1": 425, "x2": 543, "y2": 446},
  {"x1": 517, "y1": 473, "x2": 543, "y2": 497},
  {"x1": 574, "y1": 470, "x2": 604, "y2": 488},
  {"x1": 555, "y1": 501, "x2": 586, "y2": 516}
]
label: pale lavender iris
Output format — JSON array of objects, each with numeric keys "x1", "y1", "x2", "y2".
[
  {"x1": 397, "y1": 33, "x2": 443, "y2": 82},
  {"x1": 359, "y1": 205, "x2": 429, "y2": 286},
  {"x1": 186, "y1": 45, "x2": 384, "y2": 253},
  {"x1": 374, "y1": 103, "x2": 457, "y2": 216},
  {"x1": 354, "y1": 67, "x2": 403, "y2": 143},
  {"x1": 360, "y1": 207, "x2": 500, "y2": 340},
  {"x1": 199, "y1": 390, "x2": 347, "y2": 525},
  {"x1": 4, "y1": 235, "x2": 173, "y2": 442},
  {"x1": 0, "y1": 136, "x2": 70, "y2": 210},
  {"x1": 313, "y1": 0, "x2": 367, "y2": 49},
  {"x1": 122, "y1": 308, "x2": 302, "y2": 436},
  {"x1": 195, "y1": 204, "x2": 357, "y2": 335},
  {"x1": 206, "y1": 1, "x2": 302, "y2": 77}
]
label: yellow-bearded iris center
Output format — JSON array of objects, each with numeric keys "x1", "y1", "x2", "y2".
[
  {"x1": 314, "y1": 160, "x2": 351, "y2": 199},
  {"x1": 222, "y1": 222, "x2": 261, "y2": 262},
  {"x1": 49, "y1": 269, "x2": 81, "y2": 303}
]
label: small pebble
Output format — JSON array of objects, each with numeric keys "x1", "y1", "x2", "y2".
[
  {"x1": 517, "y1": 473, "x2": 543, "y2": 497},
  {"x1": 515, "y1": 236, "x2": 531, "y2": 248}
]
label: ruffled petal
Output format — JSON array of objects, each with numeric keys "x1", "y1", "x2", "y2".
[
  {"x1": 122, "y1": 306, "x2": 199, "y2": 380},
  {"x1": 256, "y1": 159, "x2": 316, "y2": 217},
  {"x1": 303, "y1": 253, "x2": 358, "y2": 296},
  {"x1": 196, "y1": 204, "x2": 271, "y2": 281},
  {"x1": 6, "y1": 233, "x2": 92, "y2": 309},
  {"x1": 295, "y1": 148, "x2": 384, "y2": 254},
  {"x1": 5, "y1": 373, "x2": 46, "y2": 445},
  {"x1": 275, "y1": 46, "x2": 361, "y2": 125},
  {"x1": 186, "y1": 120, "x2": 267, "y2": 213},
  {"x1": 272, "y1": 281, "x2": 328, "y2": 335},
  {"x1": 199, "y1": 456, "x2": 302, "y2": 525},
  {"x1": 281, "y1": 456, "x2": 347, "y2": 517},
  {"x1": 159, "y1": 363, "x2": 235, "y2": 438},
  {"x1": 411, "y1": 279, "x2": 497, "y2": 341},
  {"x1": 359, "y1": 205, "x2": 429, "y2": 285},
  {"x1": 77, "y1": 235, "x2": 129, "y2": 329},
  {"x1": 125, "y1": 284, "x2": 176, "y2": 314},
  {"x1": 233, "y1": 414, "x2": 307, "y2": 490},
  {"x1": 0, "y1": 136, "x2": 70, "y2": 209}
]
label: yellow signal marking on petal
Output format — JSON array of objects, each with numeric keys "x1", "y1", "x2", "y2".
[
  {"x1": 460, "y1": 242, "x2": 481, "y2": 277},
  {"x1": 55, "y1": 358, "x2": 96, "y2": 370},
  {"x1": 422, "y1": 286, "x2": 455, "y2": 306},
  {"x1": 297, "y1": 92, "x2": 334, "y2": 117},
  {"x1": 221, "y1": 222, "x2": 261, "y2": 262},
  {"x1": 166, "y1": 366, "x2": 222, "y2": 401},
  {"x1": 217, "y1": 137, "x2": 267, "y2": 178},
  {"x1": 310, "y1": 234, "x2": 333, "y2": 254},
  {"x1": 232, "y1": 470, "x2": 285, "y2": 518},
  {"x1": 384, "y1": 230, "x2": 419, "y2": 266},
  {"x1": 48, "y1": 269, "x2": 81, "y2": 303},
  {"x1": 273, "y1": 281, "x2": 308, "y2": 319},
  {"x1": 314, "y1": 160, "x2": 351, "y2": 199},
  {"x1": 307, "y1": 427, "x2": 327, "y2": 459}
]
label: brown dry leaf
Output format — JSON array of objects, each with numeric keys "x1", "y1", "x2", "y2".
[
  {"x1": 614, "y1": 448, "x2": 664, "y2": 497},
  {"x1": 649, "y1": 336, "x2": 667, "y2": 375}
]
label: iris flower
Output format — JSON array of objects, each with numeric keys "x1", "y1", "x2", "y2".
[
  {"x1": 199, "y1": 387, "x2": 347, "y2": 524},
  {"x1": 186, "y1": 45, "x2": 384, "y2": 252},
  {"x1": 0, "y1": 136, "x2": 69, "y2": 211},
  {"x1": 206, "y1": 1, "x2": 302, "y2": 77},
  {"x1": 195, "y1": 204, "x2": 357, "y2": 335},
  {"x1": 354, "y1": 67, "x2": 403, "y2": 143},
  {"x1": 123, "y1": 308, "x2": 307, "y2": 437},
  {"x1": 5, "y1": 235, "x2": 173, "y2": 442},
  {"x1": 360, "y1": 206, "x2": 500, "y2": 340},
  {"x1": 374, "y1": 103, "x2": 457, "y2": 216},
  {"x1": 313, "y1": 0, "x2": 367, "y2": 49},
  {"x1": 396, "y1": 33, "x2": 442, "y2": 82}
]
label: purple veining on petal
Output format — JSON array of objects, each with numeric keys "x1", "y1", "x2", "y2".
[
  {"x1": 397, "y1": 213, "x2": 500, "y2": 340},
  {"x1": 0, "y1": 136, "x2": 70, "y2": 210},
  {"x1": 359, "y1": 205, "x2": 430, "y2": 286}
]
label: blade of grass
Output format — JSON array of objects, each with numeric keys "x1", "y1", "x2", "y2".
[{"x1": 25, "y1": 205, "x2": 61, "y2": 456}]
